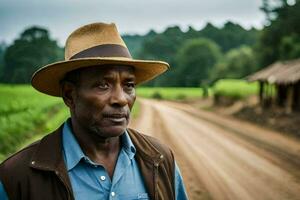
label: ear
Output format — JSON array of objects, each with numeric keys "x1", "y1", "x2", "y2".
[{"x1": 61, "y1": 82, "x2": 77, "y2": 110}]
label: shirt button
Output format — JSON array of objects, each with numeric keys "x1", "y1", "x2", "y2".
[
  {"x1": 100, "y1": 176, "x2": 106, "y2": 181},
  {"x1": 111, "y1": 192, "x2": 116, "y2": 197}
]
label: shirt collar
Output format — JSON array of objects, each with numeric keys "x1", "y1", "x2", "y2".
[
  {"x1": 62, "y1": 119, "x2": 136, "y2": 171},
  {"x1": 122, "y1": 128, "x2": 136, "y2": 160}
]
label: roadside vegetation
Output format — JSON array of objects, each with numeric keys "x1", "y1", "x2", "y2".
[
  {"x1": 137, "y1": 87, "x2": 208, "y2": 100},
  {"x1": 0, "y1": 84, "x2": 69, "y2": 161},
  {"x1": 137, "y1": 79, "x2": 257, "y2": 101},
  {"x1": 212, "y1": 79, "x2": 259, "y2": 100}
]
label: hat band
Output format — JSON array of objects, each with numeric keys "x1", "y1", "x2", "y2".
[{"x1": 70, "y1": 44, "x2": 132, "y2": 60}]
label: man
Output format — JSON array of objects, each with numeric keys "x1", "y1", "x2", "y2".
[{"x1": 0, "y1": 22, "x2": 188, "y2": 200}]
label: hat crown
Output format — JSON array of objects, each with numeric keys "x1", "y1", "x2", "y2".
[{"x1": 65, "y1": 23, "x2": 127, "y2": 60}]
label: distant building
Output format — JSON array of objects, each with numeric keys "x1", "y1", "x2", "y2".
[{"x1": 248, "y1": 59, "x2": 300, "y2": 112}]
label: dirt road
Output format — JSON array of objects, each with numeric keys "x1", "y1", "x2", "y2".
[{"x1": 129, "y1": 98, "x2": 300, "y2": 200}]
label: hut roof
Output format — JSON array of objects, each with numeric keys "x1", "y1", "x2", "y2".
[{"x1": 248, "y1": 59, "x2": 300, "y2": 84}]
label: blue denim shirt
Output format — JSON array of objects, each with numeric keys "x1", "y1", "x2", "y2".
[{"x1": 0, "y1": 120, "x2": 188, "y2": 200}]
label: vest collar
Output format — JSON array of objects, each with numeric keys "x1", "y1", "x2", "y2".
[
  {"x1": 29, "y1": 126, "x2": 64, "y2": 172},
  {"x1": 127, "y1": 128, "x2": 165, "y2": 165}
]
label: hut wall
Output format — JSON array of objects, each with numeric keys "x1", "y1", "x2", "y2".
[
  {"x1": 293, "y1": 81, "x2": 300, "y2": 111},
  {"x1": 276, "y1": 84, "x2": 288, "y2": 106}
]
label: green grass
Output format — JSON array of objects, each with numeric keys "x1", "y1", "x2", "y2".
[
  {"x1": 136, "y1": 87, "x2": 207, "y2": 100},
  {"x1": 0, "y1": 84, "x2": 69, "y2": 160},
  {"x1": 212, "y1": 79, "x2": 259, "y2": 100},
  {"x1": 17, "y1": 106, "x2": 70, "y2": 150},
  {"x1": 136, "y1": 80, "x2": 257, "y2": 101}
]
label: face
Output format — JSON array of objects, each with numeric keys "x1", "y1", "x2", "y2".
[{"x1": 63, "y1": 65, "x2": 136, "y2": 139}]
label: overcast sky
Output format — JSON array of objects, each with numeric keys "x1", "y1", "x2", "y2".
[{"x1": 0, "y1": 0, "x2": 266, "y2": 46}]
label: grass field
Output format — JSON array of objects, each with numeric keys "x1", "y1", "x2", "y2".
[
  {"x1": 0, "y1": 84, "x2": 69, "y2": 161},
  {"x1": 212, "y1": 79, "x2": 259, "y2": 100},
  {"x1": 136, "y1": 87, "x2": 208, "y2": 100},
  {"x1": 137, "y1": 79, "x2": 257, "y2": 100}
]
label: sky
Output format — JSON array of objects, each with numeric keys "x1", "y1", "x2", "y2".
[{"x1": 0, "y1": 0, "x2": 266, "y2": 46}]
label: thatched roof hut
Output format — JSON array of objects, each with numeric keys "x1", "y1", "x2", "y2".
[
  {"x1": 248, "y1": 59, "x2": 300, "y2": 84},
  {"x1": 248, "y1": 59, "x2": 300, "y2": 112}
]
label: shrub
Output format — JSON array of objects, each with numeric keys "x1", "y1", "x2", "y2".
[{"x1": 151, "y1": 91, "x2": 163, "y2": 99}]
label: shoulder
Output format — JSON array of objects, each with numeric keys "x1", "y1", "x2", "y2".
[
  {"x1": 0, "y1": 140, "x2": 40, "y2": 175},
  {"x1": 0, "y1": 139, "x2": 41, "y2": 194},
  {"x1": 0, "y1": 126, "x2": 62, "y2": 173},
  {"x1": 127, "y1": 128, "x2": 175, "y2": 160}
]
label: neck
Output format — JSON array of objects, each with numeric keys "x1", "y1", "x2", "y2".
[{"x1": 70, "y1": 119, "x2": 122, "y2": 163}]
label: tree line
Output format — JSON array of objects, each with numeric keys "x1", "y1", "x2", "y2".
[
  {"x1": 125, "y1": 22, "x2": 259, "y2": 87},
  {"x1": 0, "y1": 0, "x2": 299, "y2": 87}
]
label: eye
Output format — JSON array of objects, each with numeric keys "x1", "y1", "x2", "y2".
[
  {"x1": 124, "y1": 82, "x2": 135, "y2": 90},
  {"x1": 97, "y1": 82, "x2": 109, "y2": 89}
]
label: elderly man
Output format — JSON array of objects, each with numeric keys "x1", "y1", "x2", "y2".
[{"x1": 0, "y1": 22, "x2": 188, "y2": 200}]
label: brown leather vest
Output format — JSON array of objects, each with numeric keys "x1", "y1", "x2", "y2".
[{"x1": 0, "y1": 127, "x2": 175, "y2": 200}]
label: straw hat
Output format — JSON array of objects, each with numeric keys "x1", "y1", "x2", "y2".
[{"x1": 31, "y1": 22, "x2": 169, "y2": 97}]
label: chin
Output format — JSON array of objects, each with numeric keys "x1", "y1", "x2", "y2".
[{"x1": 92, "y1": 125, "x2": 126, "y2": 138}]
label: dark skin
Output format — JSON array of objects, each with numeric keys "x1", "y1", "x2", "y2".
[{"x1": 61, "y1": 65, "x2": 136, "y2": 179}]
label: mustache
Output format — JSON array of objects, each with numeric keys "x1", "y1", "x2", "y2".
[{"x1": 102, "y1": 110, "x2": 130, "y2": 118}]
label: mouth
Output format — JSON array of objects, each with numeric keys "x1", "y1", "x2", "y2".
[{"x1": 103, "y1": 113, "x2": 128, "y2": 123}]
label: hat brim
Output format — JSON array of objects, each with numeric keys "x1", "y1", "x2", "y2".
[{"x1": 31, "y1": 57, "x2": 169, "y2": 97}]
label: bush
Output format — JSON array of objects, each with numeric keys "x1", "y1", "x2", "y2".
[
  {"x1": 176, "y1": 94, "x2": 187, "y2": 100},
  {"x1": 151, "y1": 91, "x2": 163, "y2": 99}
]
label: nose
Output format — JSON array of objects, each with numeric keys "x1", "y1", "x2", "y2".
[{"x1": 110, "y1": 84, "x2": 127, "y2": 107}]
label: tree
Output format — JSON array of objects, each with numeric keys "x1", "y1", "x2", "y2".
[
  {"x1": 211, "y1": 46, "x2": 258, "y2": 80},
  {"x1": 175, "y1": 38, "x2": 222, "y2": 87},
  {"x1": 0, "y1": 42, "x2": 6, "y2": 80},
  {"x1": 2, "y1": 26, "x2": 63, "y2": 83},
  {"x1": 138, "y1": 26, "x2": 183, "y2": 62},
  {"x1": 123, "y1": 30, "x2": 157, "y2": 58},
  {"x1": 199, "y1": 22, "x2": 259, "y2": 52},
  {"x1": 258, "y1": 0, "x2": 300, "y2": 67},
  {"x1": 279, "y1": 34, "x2": 300, "y2": 60},
  {"x1": 138, "y1": 26, "x2": 185, "y2": 86}
]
